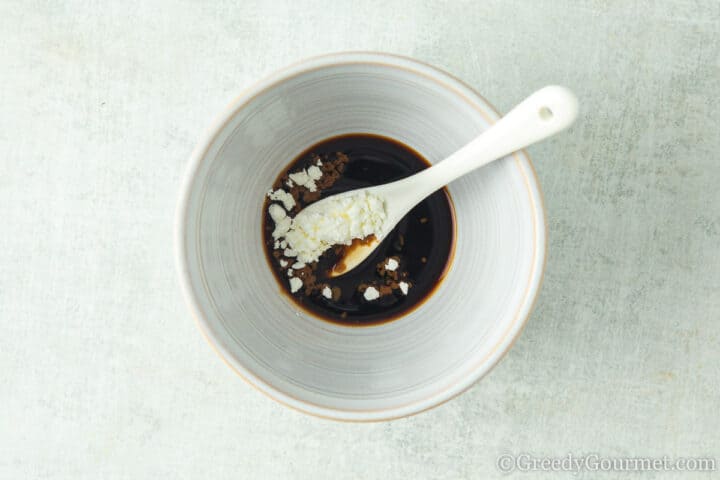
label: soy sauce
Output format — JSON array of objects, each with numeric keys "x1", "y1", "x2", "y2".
[{"x1": 262, "y1": 134, "x2": 455, "y2": 326}]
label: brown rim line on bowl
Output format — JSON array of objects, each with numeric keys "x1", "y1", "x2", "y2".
[{"x1": 175, "y1": 52, "x2": 547, "y2": 422}]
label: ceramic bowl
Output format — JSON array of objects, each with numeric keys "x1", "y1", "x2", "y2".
[{"x1": 176, "y1": 52, "x2": 546, "y2": 421}]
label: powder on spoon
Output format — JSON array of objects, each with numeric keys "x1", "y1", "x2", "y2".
[{"x1": 270, "y1": 190, "x2": 387, "y2": 264}]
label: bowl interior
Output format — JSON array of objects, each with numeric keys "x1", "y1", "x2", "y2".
[{"x1": 179, "y1": 55, "x2": 544, "y2": 420}]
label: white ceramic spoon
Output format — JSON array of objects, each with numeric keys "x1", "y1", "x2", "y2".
[{"x1": 306, "y1": 86, "x2": 579, "y2": 276}]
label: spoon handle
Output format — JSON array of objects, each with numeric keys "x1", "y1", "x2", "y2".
[{"x1": 411, "y1": 86, "x2": 578, "y2": 197}]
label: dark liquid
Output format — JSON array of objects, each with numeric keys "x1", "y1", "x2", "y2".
[{"x1": 262, "y1": 134, "x2": 455, "y2": 326}]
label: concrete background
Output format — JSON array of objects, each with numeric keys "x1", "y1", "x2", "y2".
[{"x1": 1, "y1": 1, "x2": 718, "y2": 478}]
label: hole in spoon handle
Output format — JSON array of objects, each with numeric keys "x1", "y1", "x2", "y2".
[
  {"x1": 526, "y1": 86, "x2": 578, "y2": 133},
  {"x1": 538, "y1": 106, "x2": 554, "y2": 121}
]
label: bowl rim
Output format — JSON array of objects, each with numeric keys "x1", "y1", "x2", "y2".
[{"x1": 175, "y1": 51, "x2": 547, "y2": 422}]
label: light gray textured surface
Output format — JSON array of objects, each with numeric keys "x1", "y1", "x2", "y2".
[{"x1": 1, "y1": 1, "x2": 718, "y2": 478}]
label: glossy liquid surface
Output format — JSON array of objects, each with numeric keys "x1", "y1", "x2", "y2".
[{"x1": 262, "y1": 134, "x2": 455, "y2": 325}]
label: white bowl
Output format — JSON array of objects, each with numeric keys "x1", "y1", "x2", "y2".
[{"x1": 176, "y1": 52, "x2": 546, "y2": 421}]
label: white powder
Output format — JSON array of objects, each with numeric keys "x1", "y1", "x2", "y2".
[
  {"x1": 267, "y1": 189, "x2": 295, "y2": 211},
  {"x1": 385, "y1": 258, "x2": 399, "y2": 271},
  {"x1": 279, "y1": 259, "x2": 288, "y2": 267},
  {"x1": 289, "y1": 170, "x2": 317, "y2": 192},
  {"x1": 289, "y1": 170, "x2": 309, "y2": 185},
  {"x1": 322, "y1": 286, "x2": 332, "y2": 299},
  {"x1": 268, "y1": 204, "x2": 291, "y2": 239},
  {"x1": 268, "y1": 203, "x2": 286, "y2": 221},
  {"x1": 289, "y1": 277, "x2": 303, "y2": 293},
  {"x1": 363, "y1": 286, "x2": 380, "y2": 301},
  {"x1": 307, "y1": 165, "x2": 323, "y2": 180},
  {"x1": 273, "y1": 191, "x2": 386, "y2": 263},
  {"x1": 398, "y1": 281, "x2": 409, "y2": 295},
  {"x1": 292, "y1": 262, "x2": 306, "y2": 269},
  {"x1": 272, "y1": 217, "x2": 291, "y2": 239}
]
